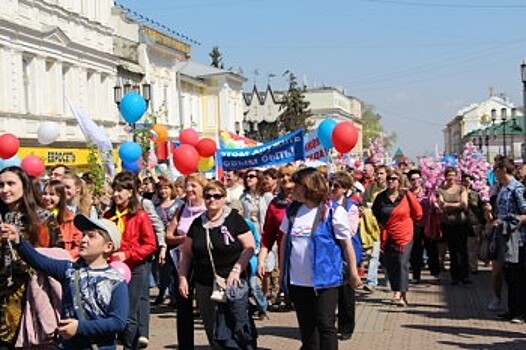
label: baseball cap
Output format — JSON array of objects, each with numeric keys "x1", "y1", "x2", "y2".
[{"x1": 74, "y1": 214, "x2": 121, "y2": 251}]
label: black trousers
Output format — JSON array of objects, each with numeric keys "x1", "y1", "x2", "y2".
[
  {"x1": 504, "y1": 248, "x2": 526, "y2": 318},
  {"x1": 424, "y1": 237, "x2": 441, "y2": 277},
  {"x1": 123, "y1": 261, "x2": 150, "y2": 350},
  {"x1": 337, "y1": 283, "x2": 355, "y2": 336},
  {"x1": 174, "y1": 268, "x2": 195, "y2": 350},
  {"x1": 410, "y1": 226, "x2": 426, "y2": 280},
  {"x1": 441, "y1": 223, "x2": 470, "y2": 282},
  {"x1": 289, "y1": 285, "x2": 339, "y2": 350}
]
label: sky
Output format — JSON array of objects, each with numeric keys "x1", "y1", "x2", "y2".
[{"x1": 117, "y1": 0, "x2": 526, "y2": 159}]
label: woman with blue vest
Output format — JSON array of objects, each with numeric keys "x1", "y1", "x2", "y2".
[{"x1": 279, "y1": 167, "x2": 361, "y2": 350}]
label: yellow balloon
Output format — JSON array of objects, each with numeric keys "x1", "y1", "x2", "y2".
[{"x1": 198, "y1": 156, "x2": 214, "y2": 172}]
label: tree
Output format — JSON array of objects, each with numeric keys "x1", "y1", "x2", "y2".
[
  {"x1": 278, "y1": 73, "x2": 314, "y2": 133},
  {"x1": 361, "y1": 103, "x2": 397, "y2": 150},
  {"x1": 258, "y1": 121, "x2": 280, "y2": 142},
  {"x1": 209, "y1": 46, "x2": 224, "y2": 69}
]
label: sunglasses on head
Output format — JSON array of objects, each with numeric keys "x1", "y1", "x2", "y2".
[{"x1": 204, "y1": 193, "x2": 225, "y2": 200}]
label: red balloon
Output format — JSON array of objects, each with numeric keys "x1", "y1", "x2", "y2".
[
  {"x1": 196, "y1": 138, "x2": 217, "y2": 158},
  {"x1": 173, "y1": 144, "x2": 199, "y2": 175},
  {"x1": 0, "y1": 133, "x2": 20, "y2": 159},
  {"x1": 21, "y1": 155, "x2": 45, "y2": 177},
  {"x1": 179, "y1": 128, "x2": 199, "y2": 147},
  {"x1": 354, "y1": 160, "x2": 362, "y2": 168},
  {"x1": 332, "y1": 122, "x2": 359, "y2": 153}
]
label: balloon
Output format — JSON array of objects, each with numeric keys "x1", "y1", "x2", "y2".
[
  {"x1": 442, "y1": 155, "x2": 457, "y2": 167},
  {"x1": 196, "y1": 138, "x2": 217, "y2": 158},
  {"x1": 198, "y1": 156, "x2": 214, "y2": 172},
  {"x1": 317, "y1": 120, "x2": 337, "y2": 149},
  {"x1": 354, "y1": 160, "x2": 362, "y2": 168},
  {"x1": 0, "y1": 155, "x2": 21, "y2": 171},
  {"x1": 0, "y1": 133, "x2": 20, "y2": 159},
  {"x1": 37, "y1": 122, "x2": 60, "y2": 145},
  {"x1": 332, "y1": 121, "x2": 359, "y2": 153},
  {"x1": 110, "y1": 261, "x2": 131, "y2": 283},
  {"x1": 20, "y1": 155, "x2": 45, "y2": 177},
  {"x1": 119, "y1": 92, "x2": 147, "y2": 124},
  {"x1": 173, "y1": 144, "x2": 199, "y2": 175},
  {"x1": 179, "y1": 128, "x2": 199, "y2": 147},
  {"x1": 118, "y1": 142, "x2": 142, "y2": 163},
  {"x1": 150, "y1": 124, "x2": 168, "y2": 143},
  {"x1": 122, "y1": 160, "x2": 139, "y2": 173}
]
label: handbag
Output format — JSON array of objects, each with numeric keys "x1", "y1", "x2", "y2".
[{"x1": 205, "y1": 227, "x2": 227, "y2": 303}]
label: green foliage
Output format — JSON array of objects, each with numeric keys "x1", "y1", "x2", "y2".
[
  {"x1": 86, "y1": 142, "x2": 105, "y2": 197},
  {"x1": 209, "y1": 46, "x2": 224, "y2": 69},
  {"x1": 361, "y1": 103, "x2": 397, "y2": 150},
  {"x1": 278, "y1": 73, "x2": 314, "y2": 133}
]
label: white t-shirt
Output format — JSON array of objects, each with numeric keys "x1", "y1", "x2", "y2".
[
  {"x1": 227, "y1": 185, "x2": 244, "y2": 203},
  {"x1": 279, "y1": 204, "x2": 351, "y2": 287}
]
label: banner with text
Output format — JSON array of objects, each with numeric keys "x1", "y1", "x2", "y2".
[
  {"x1": 304, "y1": 130, "x2": 330, "y2": 162},
  {"x1": 219, "y1": 130, "x2": 305, "y2": 170}
]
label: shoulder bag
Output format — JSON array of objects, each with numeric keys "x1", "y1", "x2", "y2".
[{"x1": 205, "y1": 227, "x2": 228, "y2": 303}]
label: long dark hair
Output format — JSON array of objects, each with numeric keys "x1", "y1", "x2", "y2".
[
  {"x1": 43, "y1": 180, "x2": 69, "y2": 224},
  {"x1": 109, "y1": 171, "x2": 141, "y2": 215},
  {"x1": 0, "y1": 166, "x2": 43, "y2": 245}
]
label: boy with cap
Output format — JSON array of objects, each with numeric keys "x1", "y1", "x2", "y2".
[{"x1": 0, "y1": 214, "x2": 129, "y2": 350}]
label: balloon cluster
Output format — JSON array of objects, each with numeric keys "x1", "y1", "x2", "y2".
[
  {"x1": 0, "y1": 133, "x2": 45, "y2": 177},
  {"x1": 419, "y1": 156, "x2": 445, "y2": 197},
  {"x1": 458, "y1": 142, "x2": 491, "y2": 201},
  {"x1": 366, "y1": 137, "x2": 385, "y2": 166},
  {"x1": 173, "y1": 128, "x2": 217, "y2": 175},
  {"x1": 317, "y1": 120, "x2": 359, "y2": 153}
]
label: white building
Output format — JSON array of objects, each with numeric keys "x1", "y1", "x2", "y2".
[
  {"x1": 444, "y1": 94, "x2": 521, "y2": 155},
  {"x1": 0, "y1": 0, "x2": 120, "y2": 166}
]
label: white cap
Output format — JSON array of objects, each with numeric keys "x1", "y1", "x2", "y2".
[{"x1": 74, "y1": 214, "x2": 121, "y2": 251}]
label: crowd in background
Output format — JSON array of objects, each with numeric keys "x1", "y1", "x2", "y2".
[{"x1": 1, "y1": 154, "x2": 525, "y2": 350}]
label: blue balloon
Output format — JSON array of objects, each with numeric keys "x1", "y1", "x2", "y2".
[
  {"x1": 442, "y1": 155, "x2": 457, "y2": 167},
  {"x1": 120, "y1": 92, "x2": 147, "y2": 124},
  {"x1": 122, "y1": 161, "x2": 139, "y2": 173},
  {"x1": 317, "y1": 119, "x2": 337, "y2": 149},
  {"x1": 119, "y1": 142, "x2": 142, "y2": 163},
  {"x1": 0, "y1": 155, "x2": 21, "y2": 171}
]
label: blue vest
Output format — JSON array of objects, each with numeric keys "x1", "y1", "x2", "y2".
[{"x1": 282, "y1": 203, "x2": 344, "y2": 292}]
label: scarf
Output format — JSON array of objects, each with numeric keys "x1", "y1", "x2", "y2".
[{"x1": 110, "y1": 208, "x2": 129, "y2": 235}]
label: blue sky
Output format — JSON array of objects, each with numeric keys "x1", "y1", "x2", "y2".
[{"x1": 117, "y1": 0, "x2": 526, "y2": 158}]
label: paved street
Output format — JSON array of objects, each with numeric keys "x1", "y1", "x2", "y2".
[{"x1": 146, "y1": 266, "x2": 526, "y2": 349}]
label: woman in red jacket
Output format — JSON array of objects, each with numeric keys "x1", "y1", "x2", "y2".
[
  {"x1": 372, "y1": 169, "x2": 422, "y2": 306},
  {"x1": 104, "y1": 171, "x2": 157, "y2": 350}
]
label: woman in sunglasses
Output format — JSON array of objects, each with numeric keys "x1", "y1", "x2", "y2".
[
  {"x1": 178, "y1": 180, "x2": 256, "y2": 349},
  {"x1": 240, "y1": 169, "x2": 273, "y2": 235},
  {"x1": 372, "y1": 169, "x2": 422, "y2": 306}
]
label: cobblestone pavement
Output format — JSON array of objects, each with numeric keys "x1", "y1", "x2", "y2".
[{"x1": 144, "y1": 265, "x2": 526, "y2": 349}]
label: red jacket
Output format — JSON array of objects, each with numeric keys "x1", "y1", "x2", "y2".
[
  {"x1": 104, "y1": 209, "x2": 157, "y2": 268},
  {"x1": 262, "y1": 197, "x2": 287, "y2": 259},
  {"x1": 59, "y1": 210, "x2": 82, "y2": 259}
]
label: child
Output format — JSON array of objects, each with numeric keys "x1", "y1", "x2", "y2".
[{"x1": 1, "y1": 214, "x2": 129, "y2": 350}]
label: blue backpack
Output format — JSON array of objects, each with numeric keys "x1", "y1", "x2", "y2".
[{"x1": 331, "y1": 197, "x2": 363, "y2": 265}]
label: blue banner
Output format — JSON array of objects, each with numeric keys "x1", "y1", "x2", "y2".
[{"x1": 219, "y1": 130, "x2": 304, "y2": 170}]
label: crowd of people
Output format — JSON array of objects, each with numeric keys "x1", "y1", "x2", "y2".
[{"x1": 0, "y1": 154, "x2": 525, "y2": 350}]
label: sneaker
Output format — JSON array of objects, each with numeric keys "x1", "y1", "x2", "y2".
[
  {"x1": 363, "y1": 284, "x2": 376, "y2": 293},
  {"x1": 487, "y1": 298, "x2": 503, "y2": 311},
  {"x1": 511, "y1": 317, "x2": 525, "y2": 324},
  {"x1": 138, "y1": 336, "x2": 149, "y2": 348}
]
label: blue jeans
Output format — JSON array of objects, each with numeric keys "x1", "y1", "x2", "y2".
[
  {"x1": 249, "y1": 275, "x2": 268, "y2": 312},
  {"x1": 366, "y1": 240, "x2": 381, "y2": 287}
]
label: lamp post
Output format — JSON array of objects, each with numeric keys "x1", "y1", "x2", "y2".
[
  {"x1": 243, "y1": 121, "x2": 260, "y2": 141},
  {"x1": 510, "y1": 108, "x2": 517, "y2": 159},
  {"x1": 522, "y1": 61, "x2": 526, "y2": 162},
  {"x1": 491, "y1": 108, "x2": 508, "y2": 157},
  {"x1": 114, "y1": 82, "x2": 151, "y2": 141}
]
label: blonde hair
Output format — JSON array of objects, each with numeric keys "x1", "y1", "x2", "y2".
[
  {"x1": 186, "y1": 173, "x2": 208, "y2": 188},
  {"x1": 62, "y1": 173, "x2": 92, "y2": 216}
]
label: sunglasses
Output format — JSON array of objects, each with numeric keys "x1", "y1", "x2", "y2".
[
  {"x1": 204, "y1": 193, "x2": 225, "y2": 200},
  {"x1": 387, "y1": 177, "x2": 399, "y2": 181},
  {"x1": 330, "y1": 182, "x2": 342, "y2": 189},
  {"x1": 246, "y1": 174, "x2": 257, "y2": 179},
  {"x1": 410, "y1": 177, "x2": 421, "y2": 181}
]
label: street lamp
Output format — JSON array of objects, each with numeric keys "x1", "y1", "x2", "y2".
[
  {"x1": 510, "y1": 108, "x2": 517, "y2": 159},
  {"x1": 243, "y1": 121, "x2": 259, "y2": 141},
  {"x1": 491, "y1": 108, "x2": 509, "y2": 157},
  {"x1": 522, "y1": 61, "x2": 526, "y2": 162}
]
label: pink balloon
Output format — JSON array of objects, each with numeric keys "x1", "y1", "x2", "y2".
[
  {"x1": 21, "y1": 155, "x2": 45, "y2": 177},
  {"x1": 110, "y1": 261, "x2": 131, "y2": 283}
]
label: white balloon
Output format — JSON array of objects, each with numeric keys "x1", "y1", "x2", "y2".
[{"x1": 37, "y1": 122, "x2": 60, "y2": 145}]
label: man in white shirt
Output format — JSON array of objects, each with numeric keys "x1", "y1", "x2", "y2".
[{"x1": 226, "y1": 170, "x2": 244, "y2": 203}]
